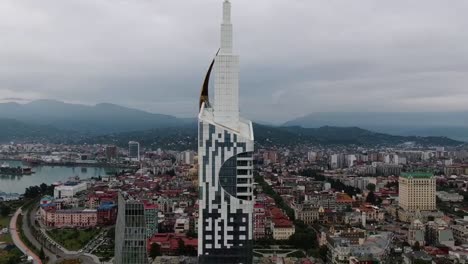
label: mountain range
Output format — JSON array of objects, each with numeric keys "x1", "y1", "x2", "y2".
[
  {"x1": 0, "y1": 100, "x2": 464, "y2": 148},
  {"x1": 284, "y1": 112, "x2": 468, "y2": 141},
  {"x1": 0, "y1": 100, "x2": 193, "y2": 134}
]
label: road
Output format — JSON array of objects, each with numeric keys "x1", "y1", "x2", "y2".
[
  {"x1": 28, "y1": 206, "x2": 100, "y2": 264},
  {"x1": 9, "y1": 208, "x2": 42, "y2": 264}
]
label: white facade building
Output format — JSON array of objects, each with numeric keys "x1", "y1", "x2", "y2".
[
  {"x1": 54, "y1": 182, "x2": 87, "y2": 198},
  {"x1": 198, "y1": 1, "x2": 254, "y2": 263}
]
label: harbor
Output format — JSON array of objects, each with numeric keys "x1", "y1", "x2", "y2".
[
  {"x1": 0, "y1": 162, "x2": 33, "y2": 175},
  {"x1": 0, "y1": 160, "x2": 117, "y2": 194}
]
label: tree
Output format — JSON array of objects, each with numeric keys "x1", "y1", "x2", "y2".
[
  {"x1": 177, "y1": 239, "x2": 186, "y2": 255},
  {"x1": 288, "y1": 227, "x2": 317, "y2": 251},
  {"x1": 149, "y1": 243, "x2": 161, "y2": 258},
  {"x1": 0, "y1": 204, "x2": 11, "y2": 217},
  {"x1": 366, "y1": 191, "x2": 377, "y2": 205},
  {"x1": 186, "y1": 229, "x2": 197, "y2": 239},
  {"x1": 413, "y1": 241, "x2": 421, "y2": 251},
  {"x1": 366, "y1": 183, "x2": 376, "y2": 192},
  {"x1": 185, "y1": 245, "x2": 197, "y2": 256},
  {"x1": 40, "y1": 183, "x2": 48, "y2": 193},
  {"x1": 318, "y1": 245, "x2": 328, "y2": 261},
  {"x1": 39, "y1": 247, "x2": 45, "y2": 260}
]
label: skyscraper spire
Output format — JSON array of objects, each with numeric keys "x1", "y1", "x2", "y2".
[
  {"x1": 215, "y1": 0, "x2": 238, "y2": 127},
  {"x1": 223, "y1": 0, "x2": 231, "y2": 23},
  {"x1": 220, "y1": 0, "x2": 233, "y2": 54}
]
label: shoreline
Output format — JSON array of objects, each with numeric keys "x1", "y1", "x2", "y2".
[{"x1": 1, "y1": 158, "x2": 133, "y2": 169}]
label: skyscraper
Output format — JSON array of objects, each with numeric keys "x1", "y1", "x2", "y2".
[
  {"x1": 114, "y1": 193, "x2": 148, "y2": 264},
  {"x1": 128, "y1": 141, "x2": 140, "y2": 161},
  {"x1": 198, "y1": 1, "x2": 254, "y2": 263}
]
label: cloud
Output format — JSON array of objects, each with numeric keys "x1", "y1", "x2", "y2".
[{"x1": 1, "y1": 0, "x2": 467, "y2": 123}]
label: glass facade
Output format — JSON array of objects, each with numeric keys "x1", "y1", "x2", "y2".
[{"x1": 114, "y1": 193, "x2": 148, "y2": 264}]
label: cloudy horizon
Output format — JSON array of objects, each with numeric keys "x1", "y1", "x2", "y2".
[{"x1": 1, "y1": 0, "x2": 467, "y2": 123}]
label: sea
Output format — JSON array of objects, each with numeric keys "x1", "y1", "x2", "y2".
[{"x1": 0, "y1": 160, "x2": 117, "y2": 195}]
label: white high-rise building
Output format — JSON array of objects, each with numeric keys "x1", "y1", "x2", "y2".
[
  {"x1": 308, "y1": 151, "x2": 317, "y2": 162},
  {"x1": 198, "y1": 1, "x2": 254, "y2": 263},
  {"x1": 128, "y1": 141, "x2": 140, "y2": 161}
]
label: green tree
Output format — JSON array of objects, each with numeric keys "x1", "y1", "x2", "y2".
[
  {"x1": 413, "y1": 241, "x2": 421, "y2": 251},
  {"x1": 366, "y1": 191, "x2": 377, "y2": 205},
  {"x1": 149, "y1": 243, "x2": 161, "y2": 258},
  {"x1": 0, "y1": 204, "x2": 11, "y2": 217},
  {"x1": 288, "y1": 228, "x2": 317, "y2": 251},
  {"x1": 319, "y1": 245, "x2": 328, "y2": 261},
  {"x1": 177, "y1": 239, "x2": 186, "y2": 255},
  {"x1": 185, "y1": 245, "x2": 197, "y2": 256},
  {"x1": 39, "y1": 247, "x2": 45, "y2": 260},
  {"x1": 366, "y1": 183, "x2": 376, "y2": 192}
]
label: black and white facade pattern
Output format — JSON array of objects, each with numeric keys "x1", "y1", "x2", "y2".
[{"x1": 198, "y1": 118, "x2": 254, "y2": 264}]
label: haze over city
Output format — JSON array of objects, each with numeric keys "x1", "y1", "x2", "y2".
[{"x1": 2, "y1": 0, "x2": 468, "y2": 122}]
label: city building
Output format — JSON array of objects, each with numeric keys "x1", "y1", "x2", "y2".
[
  {"x1": 105, "y1": 145, "x2": 118, "y2": 161},
  {"x1": 408, "y1": 218, "x2": 425, "y2": 247},
  {"x1": 144, "y1": 202, "x2": 159, "y2": 238},
  {"x1": 54, "y1": 182, "x2": 87, "y2": 198},
  {"x1": 129, "y1": 141, "x2": 140, "y2": 161},
  {"x1": 174, "y1": 218, "x2": 190, "y2": 234},
  {"x1": 253, "y1": 204, "x2": 266, "y2": 240},
  {"x1": 40, "y1": 204, "x2": 98, "y2": 228},
  {"x1": 294, "y1": 202, "x2": 320, "y2": 225},
  {"x1": 198, "y1": 1, "x2": 254, "y2": 263},
  {"x1": 179, "y1": 150, "x2": 195, "y2": 165},
  {"x1": 270, "y1": 208, "x2": 295, "y2": 240},
  {"x1": 114, "y1": 193, "x2": 148, "y2": 264},
  {"x1": 398, "y1": 172, "x2": 436, "y2": 222},
  {"x1": 436, "y1": 191, "x2": 464, "y2": 202}
]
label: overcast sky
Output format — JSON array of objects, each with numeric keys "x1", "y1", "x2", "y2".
[{"x1": 1, "y1": 0, "x2": 467, "y2": 123}]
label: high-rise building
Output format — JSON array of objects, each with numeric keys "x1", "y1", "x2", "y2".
[
  {"x1": 105, "y1": 145, "x2": 118, "y2": 161},
  {"x1": 128, "y1": 141, "x2": 140, "y2": 161},
  {"x1": 398, "y1": 172, "x2": 436, "y2": 212},
  {"x1": 330, "y1": 154, "x2": 345, "y2": 169},
  {"x1": 144, "y1": 202, "x2": 158, "y2": 238},
  {"x1": 179, "y1": 150, "x2": 195, "y2": 165},
  {"x1": 198, "y1": 1, "x2": 254, "y2": 263},
  {"x1": 114, "y1": 193, "x2": 148, "y2": 264}
]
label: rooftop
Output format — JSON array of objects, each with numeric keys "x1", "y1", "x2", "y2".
[{"x1": 401, "y1": 172, "x2": 433, "y2": 179}]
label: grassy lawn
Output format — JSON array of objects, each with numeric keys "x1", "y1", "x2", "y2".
[
  {"x1": 47, "y1": 228, "x2": 100, "y2": 251},
  {"x1": 0, "y1": 215, "x2": 12, "y2": 242},
  {"x1": 0, "y1": 204, "x2": 17, "y2": 243}
]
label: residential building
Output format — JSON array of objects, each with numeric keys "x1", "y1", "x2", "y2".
[
  {"x1": 144, "y1": 202, "x2": 158, "y2": 238},
  {"x1": 253, "y1": 204, "x2": 266, "y2": 240}
]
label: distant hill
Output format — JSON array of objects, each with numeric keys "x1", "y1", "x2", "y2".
[
  {"x1": 0, "y1": 100, "x2": 193, "y2": 134},
  {"x1": 0, "y1": 101, "x2": 464, "y2": 147},
  {"x1": 0, "y1": 118, "x2": 74, "y2": 143},
  {"x1": 75, "y1": 124, "x2": 463, "y2": 150},
  {"x1": 284, "y1": 112, "x2": 468, "y2": 141}
]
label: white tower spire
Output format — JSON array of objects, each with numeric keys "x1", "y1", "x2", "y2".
[
  {"x1": 221, "y1": 0, "x2": 232, "y2": 54},
  {"x1": 214, "y1": 0, "x2": 239, "y2": 128}
]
